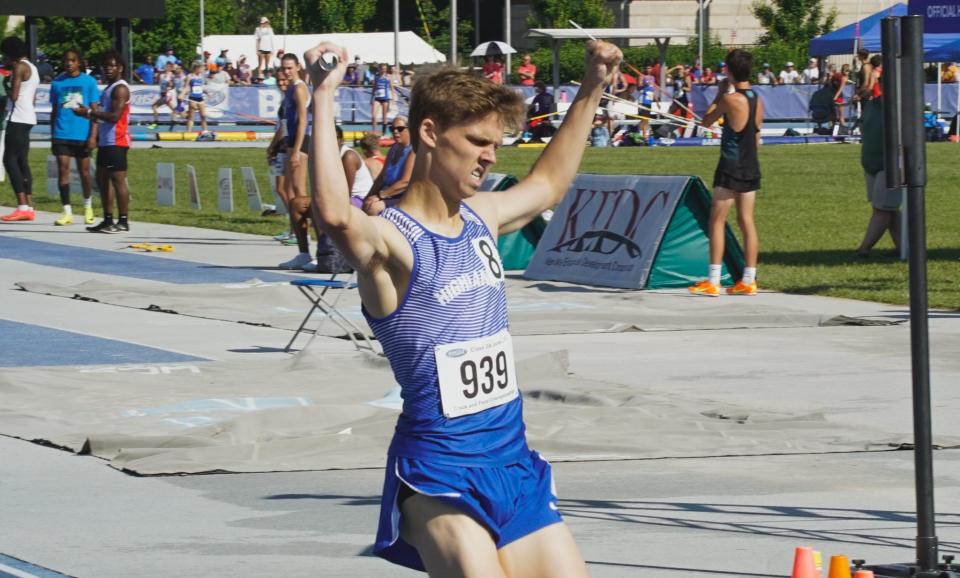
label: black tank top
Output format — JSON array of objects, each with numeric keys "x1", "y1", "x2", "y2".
[{"x1": 716, "y1": 88, "x2": 760, "y2": 183}]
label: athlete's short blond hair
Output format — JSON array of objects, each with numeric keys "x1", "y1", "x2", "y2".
[{"x1": 408, "y1": 68, "x2": 525, "y2": 149}]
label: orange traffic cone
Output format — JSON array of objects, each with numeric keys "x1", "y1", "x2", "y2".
[
  {"x1": 828, "y1": 555, "x2": 853, "y2": 578},
  {"x1": 792, "y1": 546, "x2": 817, "y2": 578},
  {"x1": 853, "y1": 571, "x2": 875, "y2": 578}
]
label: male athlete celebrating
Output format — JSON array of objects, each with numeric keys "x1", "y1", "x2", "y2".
[{"x1": 304, "y1": 39, "x2": 621, "y2": 577}]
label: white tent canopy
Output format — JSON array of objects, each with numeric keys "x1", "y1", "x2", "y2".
[{"x1": 201, "y1": 31, "x2": 446, "y2": 66}]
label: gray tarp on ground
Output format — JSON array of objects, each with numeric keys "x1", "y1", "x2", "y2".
[
  {"x1": 14, "y1": 278, "x2": 905, "y2": 337},
  {"x1": 4, "y1": 276, "x2": 943, "y2": 476},
  {"x1": 1, "y1": 342, "x2": 950, "y2": 476}
]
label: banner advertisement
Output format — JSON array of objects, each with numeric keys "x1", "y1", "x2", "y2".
[
  {"x1": 909, "y1": 0, "x2": 960, "y2": 34},
  {"x1": 523, "y1": 174, "x2": 691, "y2": 289}
]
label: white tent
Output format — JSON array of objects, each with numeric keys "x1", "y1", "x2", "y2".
[{"x1": 201, "y1": 31, "x2": 445, "y2": 66}]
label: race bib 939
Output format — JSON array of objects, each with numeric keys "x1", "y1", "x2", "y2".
[{"x1": 435, "y1": 330, "x2": 519, "y2": 419}]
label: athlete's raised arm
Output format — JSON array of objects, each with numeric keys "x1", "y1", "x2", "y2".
[
  {"x1": 476, "y1": 40, "x2": 622, "y2": 236},
  {"x1": 303, "y1": 44, "x2": 394, "y2": 277}
]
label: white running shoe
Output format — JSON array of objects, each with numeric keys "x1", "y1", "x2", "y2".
[
  {"x1": 278, "y1": 253, "x2": 314, "y2": 270},
  {"x1": 300, "y1": 259, "x2": 321, "y2": 272}
]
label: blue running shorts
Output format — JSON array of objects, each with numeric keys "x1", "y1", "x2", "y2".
[{"x1": 373, "y1": 449, "x2": 562, "y2": 571}]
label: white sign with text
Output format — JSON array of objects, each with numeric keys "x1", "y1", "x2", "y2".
[{"x1": 523, "y1": 174, "x2": 691, "y2": 289}]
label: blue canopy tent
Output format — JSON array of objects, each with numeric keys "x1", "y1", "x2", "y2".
[
  {"x1": 924, "y1": 38, "x2": 960, "y2": 61},
  {"x1": 810, "y1": 3, "x2": 960, "y2": 56},
  {"x1": 809, "y1": 3, "x2": 907, "y2": 56}
]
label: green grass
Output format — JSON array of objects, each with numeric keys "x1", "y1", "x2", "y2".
[{"x1": 24, "y1": 144, "x2": 960, "y2": 309}]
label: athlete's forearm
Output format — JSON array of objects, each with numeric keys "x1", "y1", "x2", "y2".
[{"x1": 310, "y1": 89, "x2": 352, "y2": 228}]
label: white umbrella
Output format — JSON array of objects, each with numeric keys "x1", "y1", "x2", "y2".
[{"x1": 471, "y1": 41, "x2": 516, "y2": 57}]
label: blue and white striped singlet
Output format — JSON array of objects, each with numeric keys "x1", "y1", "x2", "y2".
[{"x1": 364, "y1": 204, "x2": 529, "y2": 466}]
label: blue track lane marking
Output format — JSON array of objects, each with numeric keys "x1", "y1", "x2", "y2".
[
  {"x1": 0, "y1": 235, "x2": 304, "y2": 285},
  {"x1": 0, "y1": 319, "x2": 208, "y2": 368},
  {"x1": 0, "y1": 554, "x2": 73, "y2": 578}
]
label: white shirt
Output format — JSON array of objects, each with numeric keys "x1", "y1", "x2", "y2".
[
  {"x1": 757, "y1": 71, "x2": 775, "y2": 85},
  {"x1": 342, "y1": 144, "x2": 374, "y2": 197},
  {"x1": 255, "y1": 25, "x2": 275, "y2": 53},
  {"x1": 779, "y1": 69, "x2": 800, "y2": 84},
  {"x1": 801, "y1": 67, "x2": 819, "y2": 84},
  {"x1": 9, "y1": 59, "x2": 38, "y2": 125}
]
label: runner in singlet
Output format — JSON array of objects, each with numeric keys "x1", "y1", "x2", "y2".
[
  {"x1": 182, "y1": 63, "x2": 209, "y2": 136},
  {"x1": 152, "y1": 62, "x2": 178, "y2": 128},
  {"x1": 267, "y1": 75, "x2": 291, "y2": 241},
  {"x1": 1, "y1": 37, "x2": 38, "y2": 222},
  {"x1": 639, "y1": 66, "x2": 657, "y2": 141},
  {"x1": 277, "y1": 53, "x2": 315, "y2": 270},
  {"x1": 689, "y1": 49, "x2": 762, "y2": 297},
  {"x1": 75, "y1": 50, "x2": 132, "y2": 234},
  {"x1": 304, "y1": 38, "x2": 621, "y2": 578},
  {"x1": 371, "y1": 63, "x2": 393, "y2": 135}
]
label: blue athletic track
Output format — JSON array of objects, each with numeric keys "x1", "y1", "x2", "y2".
[
  {"x1": 0, "y1": 554, "x2": 73, "y2": 578},
  {"x1": 0, "y1": 320, "x2": 207, "y2": 368},
  {"x1": 0, "y1": 235, "x2": 303, "y2": 285}
]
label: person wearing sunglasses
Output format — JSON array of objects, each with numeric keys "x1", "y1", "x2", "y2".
[{"x1": 362, "y1": 116, "x2": 414, "y2": 215}]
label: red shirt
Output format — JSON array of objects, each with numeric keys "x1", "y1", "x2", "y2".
[
  {"x1": 483, "y1": 61, "x2": 503, "y2": 85},
  {"x1": 517, "y1": 63, "x2": 536, "y2": 86}
]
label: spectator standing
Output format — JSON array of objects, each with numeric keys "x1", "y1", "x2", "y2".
[
  {"x1": 401, "y1": 67, "x2": 415, "y2": 86},
  {"x1": 49, "y1": 47, "x2": 99, "y2": 226},
  {"x1": 483, "y1": 55, "x2": 504, "y2": 85},
  {"x1": 779, "y1": 61, "x2": 800, "y2": 84},
  {"x1": 700, "y1": 66, "x2": 717, "y2": 85},
  {"x1": 829, "y1": 63, "x2": 848, "y2": 130},
  {"x1": 133, "y1": 55, "x2": 155, "y2": 84},
  {"x1": 215, "y1": 49, "x2": 230, "y2": 69},
  {"x1": 35, "y1": 51, "x2": 54, "y2": 82},
  {"x1": 590, "y1": 114, "x2": 610, "y2": 147},
  {"x1": 1, "y1": 36, "x2": 38, "y2": 222},
  {"x1": 801, "y1": 58, "x2": 819, "y2": 84},
  {"x1": 255, "y1": 17, "x2": 274, "y2": 79},
  {"x1": 364, "y1": 63, "x2": 376, "y2": 86},
  {"x1": 343, "y1": 62, "x2": 361, "y2": 86},
  {"x1": 235, "y1": 55, "x2": 252, "y2": 86},
  {"x1": 756, "y1": 63, "x2": 775, "y2": 85},
  {"x1": 856, "y1": 54, "x2": 901, "y2": 258},
  {"x1": 155, "y1": 46, "x2": 177, "y2": 71},
  {"x1": 271, "y1": 49, "x2": 284, "y2": 72},
  {"x1": 853, "y1": 48, "x2": 875, "y2": 104},
  {"x1": 716, "y1": 61, "x2": 728, "y2": 82},
  {"x1": 668, "y1": 64, "x2": 693, "y2": 119},
  {"x1": 517, "y1": 53, "x2": 536, "y2": 86}
]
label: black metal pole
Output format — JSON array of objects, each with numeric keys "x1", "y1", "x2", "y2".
[
  {"x1": 881, "y1": 18, "x2": 901, "y2": 189},
  {"x1": 900, "y1": 14, "x2": 937, "y2": 573}
]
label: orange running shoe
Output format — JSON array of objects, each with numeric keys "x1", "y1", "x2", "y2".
[
  {"x1": 1, "y1": 209, "x2": 35, "y2": 222},
  {"x1": 726, "y1": 280, "x2": 758, "y2": 296},
  {"x1": 688, "y1": 279, "x2": 720, "y2": 297}
]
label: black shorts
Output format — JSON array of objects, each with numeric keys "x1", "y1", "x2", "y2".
[
  {"x1": 51, "y1": 139, "x2": 91, "y2": 159},
  {"x1": 713, "y1": 168, "x2": 760, "y2": 193},
  {"x1": 97, "y1": 145, "x2": 129, "y2": 172},
  {"x1": 285, "y1": 138, "x2": 309, "y2": 155}
]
